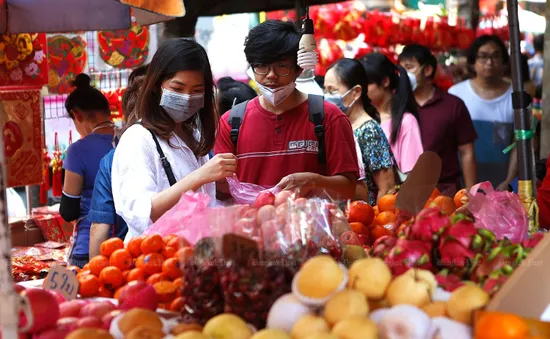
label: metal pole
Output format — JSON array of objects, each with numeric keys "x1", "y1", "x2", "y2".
[
  {"x1": 25, "y1": 185, "x2": 32, "y2": 217},
  {"x1": 0, "y1": 127, "x2": 20, "y2": 338},
  {"x1": 507, "y1": 0, "x2": 538, "y2": 233}
]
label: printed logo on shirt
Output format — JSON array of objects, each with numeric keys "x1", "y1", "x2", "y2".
[{"x1": 288, "y1": 140, "x2": 319, "y2": 152}]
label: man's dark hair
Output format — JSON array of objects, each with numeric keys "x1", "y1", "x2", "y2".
[
  {"x1": 398, "y1": 44, "x2": 438, "y2": 79},
  {"x1": 244, "y1": 20, "x2": 301, "y2": 66},
  {"x1": 217, "y1": 77, "x2": 257, "y2": 114},
  {"x1": 534, "y1": 34, "x2": 544, "y2": 53},
  {"x1": 467, "y1": 35, "x2": 509, "y2": 65}
]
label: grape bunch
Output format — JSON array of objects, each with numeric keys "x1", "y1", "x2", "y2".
[{"x1": 220, "y1": 258, "x2": 294, "y2": 329}]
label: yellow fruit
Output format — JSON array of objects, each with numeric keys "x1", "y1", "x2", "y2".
[
  {"x1": 66, "y1": 328, "x2": 114, "y2": 339},
  {"x1": 403, "y1": 269, "x2": 437, "y2": 295},
  {"x1": 348, "y1": 258, "x2": 392, "y2": 299},
  {"x1": 125, "y1": 326, "x2": 165, "y2": 339},
  {"x1": 291, "y1": 315, "x2": 330, "y2": 339},
  {"x1": 385, "y1": 270, "x2": 434, "y2": 307},
  {"x1": 303, "y1": 334, "x2": 339, "y2": 339},
  {"x1": 447, "y1": 285, "x2": 490, "y2": 325},
  {"x1": 251, "y1": 329, "x2": 291, "y2": 339},
  {"x1": 203, "y1": 313, "x2": 253, "y2": 339},
  {"x1": 175, "y1": 332, "x2": 209, "y2": 339},
  {"x1": 422, "y1": 302, "x2": 447, "y2": 318},
  {"x1": 331, "y1": 316, "x2": 378, "y2": 339},
  {"x1": 324, "y1": 289, "x2": 369, "y2": 326},
  {"x1": 297, "y1": 256, "x2": 344, "y2": 299},
  {"x1": 118, "y1": 308, "x2": 163, "y2": 335}
]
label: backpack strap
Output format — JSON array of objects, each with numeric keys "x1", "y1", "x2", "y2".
[
  {"x1": 136, "y1": 121, "x2": 177, "y2": 187},
  {"x1": 308, "y1": 94, "x2": 326, "y2": 165},
  {"x1": 229, "y1": 100, "x2": 249, "y2": 147}
]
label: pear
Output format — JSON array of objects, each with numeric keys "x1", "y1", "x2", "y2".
[
  {"x1": 348, "y1": 258, "x2": 392, "y2": 299},
  {"x1": 203, "y1": 313, "x2": 253, "y2": 339},
  {"x1": 296, "y1": 256, "x2": 344, "y2": 299},
  {"x1": 175, "y1": 332, "x2": 209, "y2": 339},
  {"x1": 446, "y1": 285, "x2": 490, "y2": 325},
  {"x1": 324, "y1": 289, "x2": 369, "y2": 326},
  {"x1": 303, "y1": 334, "x2": 339, "y2": 339},
  {"x1": 343, "y1": 245, "x2": 367, "y2": 263},
  {"x1": 422, "y1": 301, "x2": 448, "y2": 318},
  {"x1": 291, "y1": 315, "x2": 330, "y2": 339},
  {"x1": 403, "y1": 269, "x2": 437, "y2": 296},
  {"x1": 331, "y1": 316, "x2": 378, "y2": 339},
  {"x1": 251, "y1": 329, "x2": 291, "y2": 339},
  {"x1": 386, "y1": 269, "x2": 435, "y2": 307}
]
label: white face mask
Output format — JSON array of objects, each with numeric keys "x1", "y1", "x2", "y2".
[
  {"x1": 160, "y1": 88, "x2": 204, "y2": 123},
  {"x1": 256, "y1": 82, "x2": 296, "y2": 106},
  {"x1": 407, "y1": 71, "x2": 418, "y2": 91}
]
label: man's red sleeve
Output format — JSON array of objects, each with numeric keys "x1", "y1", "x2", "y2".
[{"x1": 214, "y1": 113, "x2": 236, "y2": 155}]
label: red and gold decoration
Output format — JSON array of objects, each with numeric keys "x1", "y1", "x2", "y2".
[
  {"x1": 39, "y1": 149, "x2": 51, "y2": 205},
  {"x1": 102, "y1": 87, "x2": 126, "y2": 120},
  {"x1": 98, "y1": 20, "x2": 149, "y2": 69},
  {"x1": 0, "y1": 33, "x2": 48, "y2": 87},
  {"x1": 0, "y1": 88, "x2": 43, "y2": 188},
  {"x1": 47, "y1": 35, "x2": 88, "y2": 94},
  {"x1": 50, "y1": 132, "x2": 63, "y2": 197}
]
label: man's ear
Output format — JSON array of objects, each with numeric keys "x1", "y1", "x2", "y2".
[{"x1": 424, "y1": 65, "x2": 435, "y2": 79}]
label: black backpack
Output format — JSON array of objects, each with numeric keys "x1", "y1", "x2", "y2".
[{"x1": 228, "y1": 94, "x2": 327, "y2": 165}]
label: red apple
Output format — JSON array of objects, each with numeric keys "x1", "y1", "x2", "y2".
[
  {"x1": 257, "y1": 205, "x2": 276, "y2": 225},
  {"x1": 33, "y1": 328, "x2": 70, "y2": 339},
  {"x1": 118, "y1": 282, "x2": 158, "y2": 311},
  {"x1": 19, "y1": 288, "x2": 60, "y2": 333},
  {"x1": 56, "y1": 317, "x2": 80, "y2": 331},
  {"x1": 59, "y1": 300, "x2": 87, "y2": 318},
  {"x1": 356, "y1": 233, "x2": 370, "y2": 246},
  {"x1": 80, "y1": 301, "x2": 116, "y2": 319},
  {"x1": 47, "y1": 290, "x2": 66, "y2": 304},
  {"x1": 275, "y1": 190, "x2": 293, "y2": 206},
  {"x1": 254, "y1": 191, "x2": 275, "y2": 208},
  {"x1": 76, "y1": 316, "x2": 103, "y2": 329},
  {"x1": 340, "y1": 231, "x2": 361, "y2": 246},
  {"x1": 101, "y1": 310, "x2": 123, "y2": 330}
]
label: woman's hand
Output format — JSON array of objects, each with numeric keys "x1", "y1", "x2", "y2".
[{"x1": 197, "y1": 153, "x2": 237, "y2": 184}]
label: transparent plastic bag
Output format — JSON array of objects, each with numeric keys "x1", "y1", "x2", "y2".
[
  {"x1": 467, "y1": 181, "x2": 528, "y2": 243},
  {"x1": 226, "y1": 174, "x2": 281, "y2": 205}
]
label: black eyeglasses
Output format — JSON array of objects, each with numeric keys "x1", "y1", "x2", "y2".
[
  {"x1": 251, "y1": 63, "x2": 293, "y2": 76},
  {"x1": 476, "y1": 53, "x2": 502, "y2": 63}
]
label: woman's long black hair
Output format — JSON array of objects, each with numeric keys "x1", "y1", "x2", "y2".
[
  {"x1": 360, "y1": 53, "x2": 419, "y2": 144},
  {"x1": 327, "y1": 58, "x2": 380, "y2": 122}
]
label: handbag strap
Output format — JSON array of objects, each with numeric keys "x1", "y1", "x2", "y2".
[{"x1": 147, "y1": 129, "x2": 177, "y2": 187}]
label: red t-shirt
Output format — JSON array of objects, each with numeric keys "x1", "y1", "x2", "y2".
[{"x1": 214, "y1": 97, "x2": 359, "y2": 186}]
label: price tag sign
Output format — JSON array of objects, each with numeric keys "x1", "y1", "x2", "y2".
[
  {"x1": 222, "y1": 234, "x2": 260, "y2": 265},
  {"x1": 42, "y1": 265, "x2": 79, "y2": 300}
]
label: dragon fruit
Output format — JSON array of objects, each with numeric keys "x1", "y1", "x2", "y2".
[
  {"x1": 435, "y1": 269, "x2": 464, "y2": 292},
  {"x1": 522, "y1": 232, "x2": 545, "y2": 249},
  {"x1": 405, "y1": 207, "x2": 450, "y2": 243},
  {"x1": 470, "y1": 241, "x2": 527, "y2": 284},
  {"x1": 384, "y1": 239, "x2": 433, "y2": 276},
  {"x1": 437, "y1": 218, "x2": 496, "y2": 274},
  {"x1": 482, "y1": 273, "x2": 509, "y2": 296},
  {"x1": 371, "y1": 235, "x2": 397, "y2": 259}
]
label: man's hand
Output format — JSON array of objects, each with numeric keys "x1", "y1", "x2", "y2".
[{"x1": 276, "y1": 172, "x2": 320, "y2": 197}]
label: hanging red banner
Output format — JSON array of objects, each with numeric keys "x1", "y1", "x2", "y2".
[{"x1": 0, "y1": 33, "x2": 48, "y2": 87}]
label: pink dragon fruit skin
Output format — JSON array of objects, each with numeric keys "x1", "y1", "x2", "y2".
[
  {"x1": 384, "y1": 239, "x2": 433, "y2": 276},
  {"x1": 435, "y1": 271, "x2": 464, "y2": 292},
  {"x1": 482, "y1": 274, "x2": 509, "y2": 296},
  {"x1": 406, "y1": 207, "x2": 450, "y2": 243},
  {"x1": 437, "y1": 219, "x2": 479, "y2": 269},
  {"x1": 371, "y1": 235, "x2": 397, "y2": 259}
]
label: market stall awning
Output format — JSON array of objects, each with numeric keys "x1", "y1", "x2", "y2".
[
  {"x1": 195, "y1": 0, "x2": 349, "y2": 16},
  {"x1": 0, "y1": 0, "x2": 185, "y2": 34}
]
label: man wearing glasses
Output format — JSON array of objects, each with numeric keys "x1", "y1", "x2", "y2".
[
  {"x1": 448, "y1": 35, "x2": 517, "y2": 191},
  {"x1": 214, "y1": 20, "x2": 358, "y2": 199}
]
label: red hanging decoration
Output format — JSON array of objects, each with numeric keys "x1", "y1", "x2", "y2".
[
  {"x1": 39, "y1": 149, "x2": 51, "y2": 205},
  {"x1": 51, "y1": 132, "x2": 63, "y2": 197}
]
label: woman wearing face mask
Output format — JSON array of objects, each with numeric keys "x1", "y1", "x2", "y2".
[
  {"x1": 360, "y1": 53, "x2": 423, "y2": 177},
  {"x1": 112, "y1": 38, "x2": 237, "y2": 241},
  {"x1": 60, "y1": 74, "x2": 115, "y2": 268},
  {"x1": 325, "y1": 58, "x2": 395, "y2": 205}
]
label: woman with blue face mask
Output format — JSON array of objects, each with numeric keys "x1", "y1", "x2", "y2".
[
  {"x1": 324, "y1": 58, "x2": 395, "y2": 205},
  {"x1": 111, "y1": 38, "x2": 237, "y2": 241}
]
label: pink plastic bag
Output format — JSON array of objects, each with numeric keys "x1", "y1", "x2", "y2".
[
  {"x1": 468, "y1": 181, "x2": 528, "y2": 243},
  {"x1": 226, "y1": 174, "x2": 281, "y2": 205}
]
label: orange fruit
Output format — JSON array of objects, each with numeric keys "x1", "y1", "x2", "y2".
[
  {"x1": 162, "y1": 258, "x2": 181, "y2": 280},
  {"x1": 99, "y1": 266, "x2": 124, "y2": 289},
  {"x1": 347, "y1": 200, "x2": 375, "y2": 227},
  {"x1": 376, "y1": 211, "x2": 397, "y2": 226},
  {"x1": 163, "y1": 234, "x2": 178, "y2": 244},
  {"x1": 140, "y1": 234, "x2": 164, "y2": 254},
  {"x1": 474, "y1": 311, "x2": 529, "y2": 339},
  {"x1": 153, "y1": 281, "x2": 177, "y2": 303},
  {"x1": 97, "y1": 285, "x2": 113, "y2": 298},
  {"x1": 349, "y1": 222, "x2": 369, "y2": 235},
  {"x1": 378, "y1": 194, "x2": 397, "y2": 213},
  {"x1": 127, "y1": 235, "x2": 145, "y2": 258},
  {"x1": 424, "y1": 198, "x2": 435, "y2": 208},
  {"x1": 147, "y1": 273, "x2": 169, "y2": 285},
  {"x1": 78, "y1": 274, "x2": 101, "y2": 297},
  {"x1": 170, "y1": 297, "x2": 183, "y2": 312},
  {"x1": 88, "y1": 255, "x2": 110, "y2": 277},
  {"x1": 175, "y1": 247, "x2": 194, "y2": 263},
  {"x1": 66, "y1": 265, "x2": 81, "y2": 275},
  {"x1": 166, "y1": 238, "x2": 180, "y2": 250},
  {"x1": 100, "y1": 238, "x2": 124, "y2": 258},
  {"x1": 454, "y1": 189, "x2": 468, "y2": 208},
  {"x1": 372, "y1": 205, "x2": 379, "y2": 217},
  {"x1": 114, "y1": 287, "x2": 124, "y2": 300},
  {"x1": 76, "y1": 270, "x2": 92, "y2": 280},
  {"x1": 110, "y1": 249, "x2": 133, "y2": 271},
  {"x1": 371, "y1": 225, "x2": 393, "y2": 242},
  {"x1": 142, "y1": 253, "x2": 164, "y2": 275},
  {"x1": 162, "y1": 246, "x2": 177, "y2": 259},
  {"x1": 82, "y1": 264, "x2": 90, "y2": 271},
  {"x1": 433, "y1": 195, "x2": 457, "y2": 216},
  {"x1": 122, "y1": 270, "x2": 130, "y2": 282},
  {"x1": 173, "y1": 277, "x2": 184, "y2": 297},
  {"x1": 430, "y1": 188, "x2": 441, "y2": 200},
  {"x1": 127, "y1": 268, "x2": 146, "y2": 282}
]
